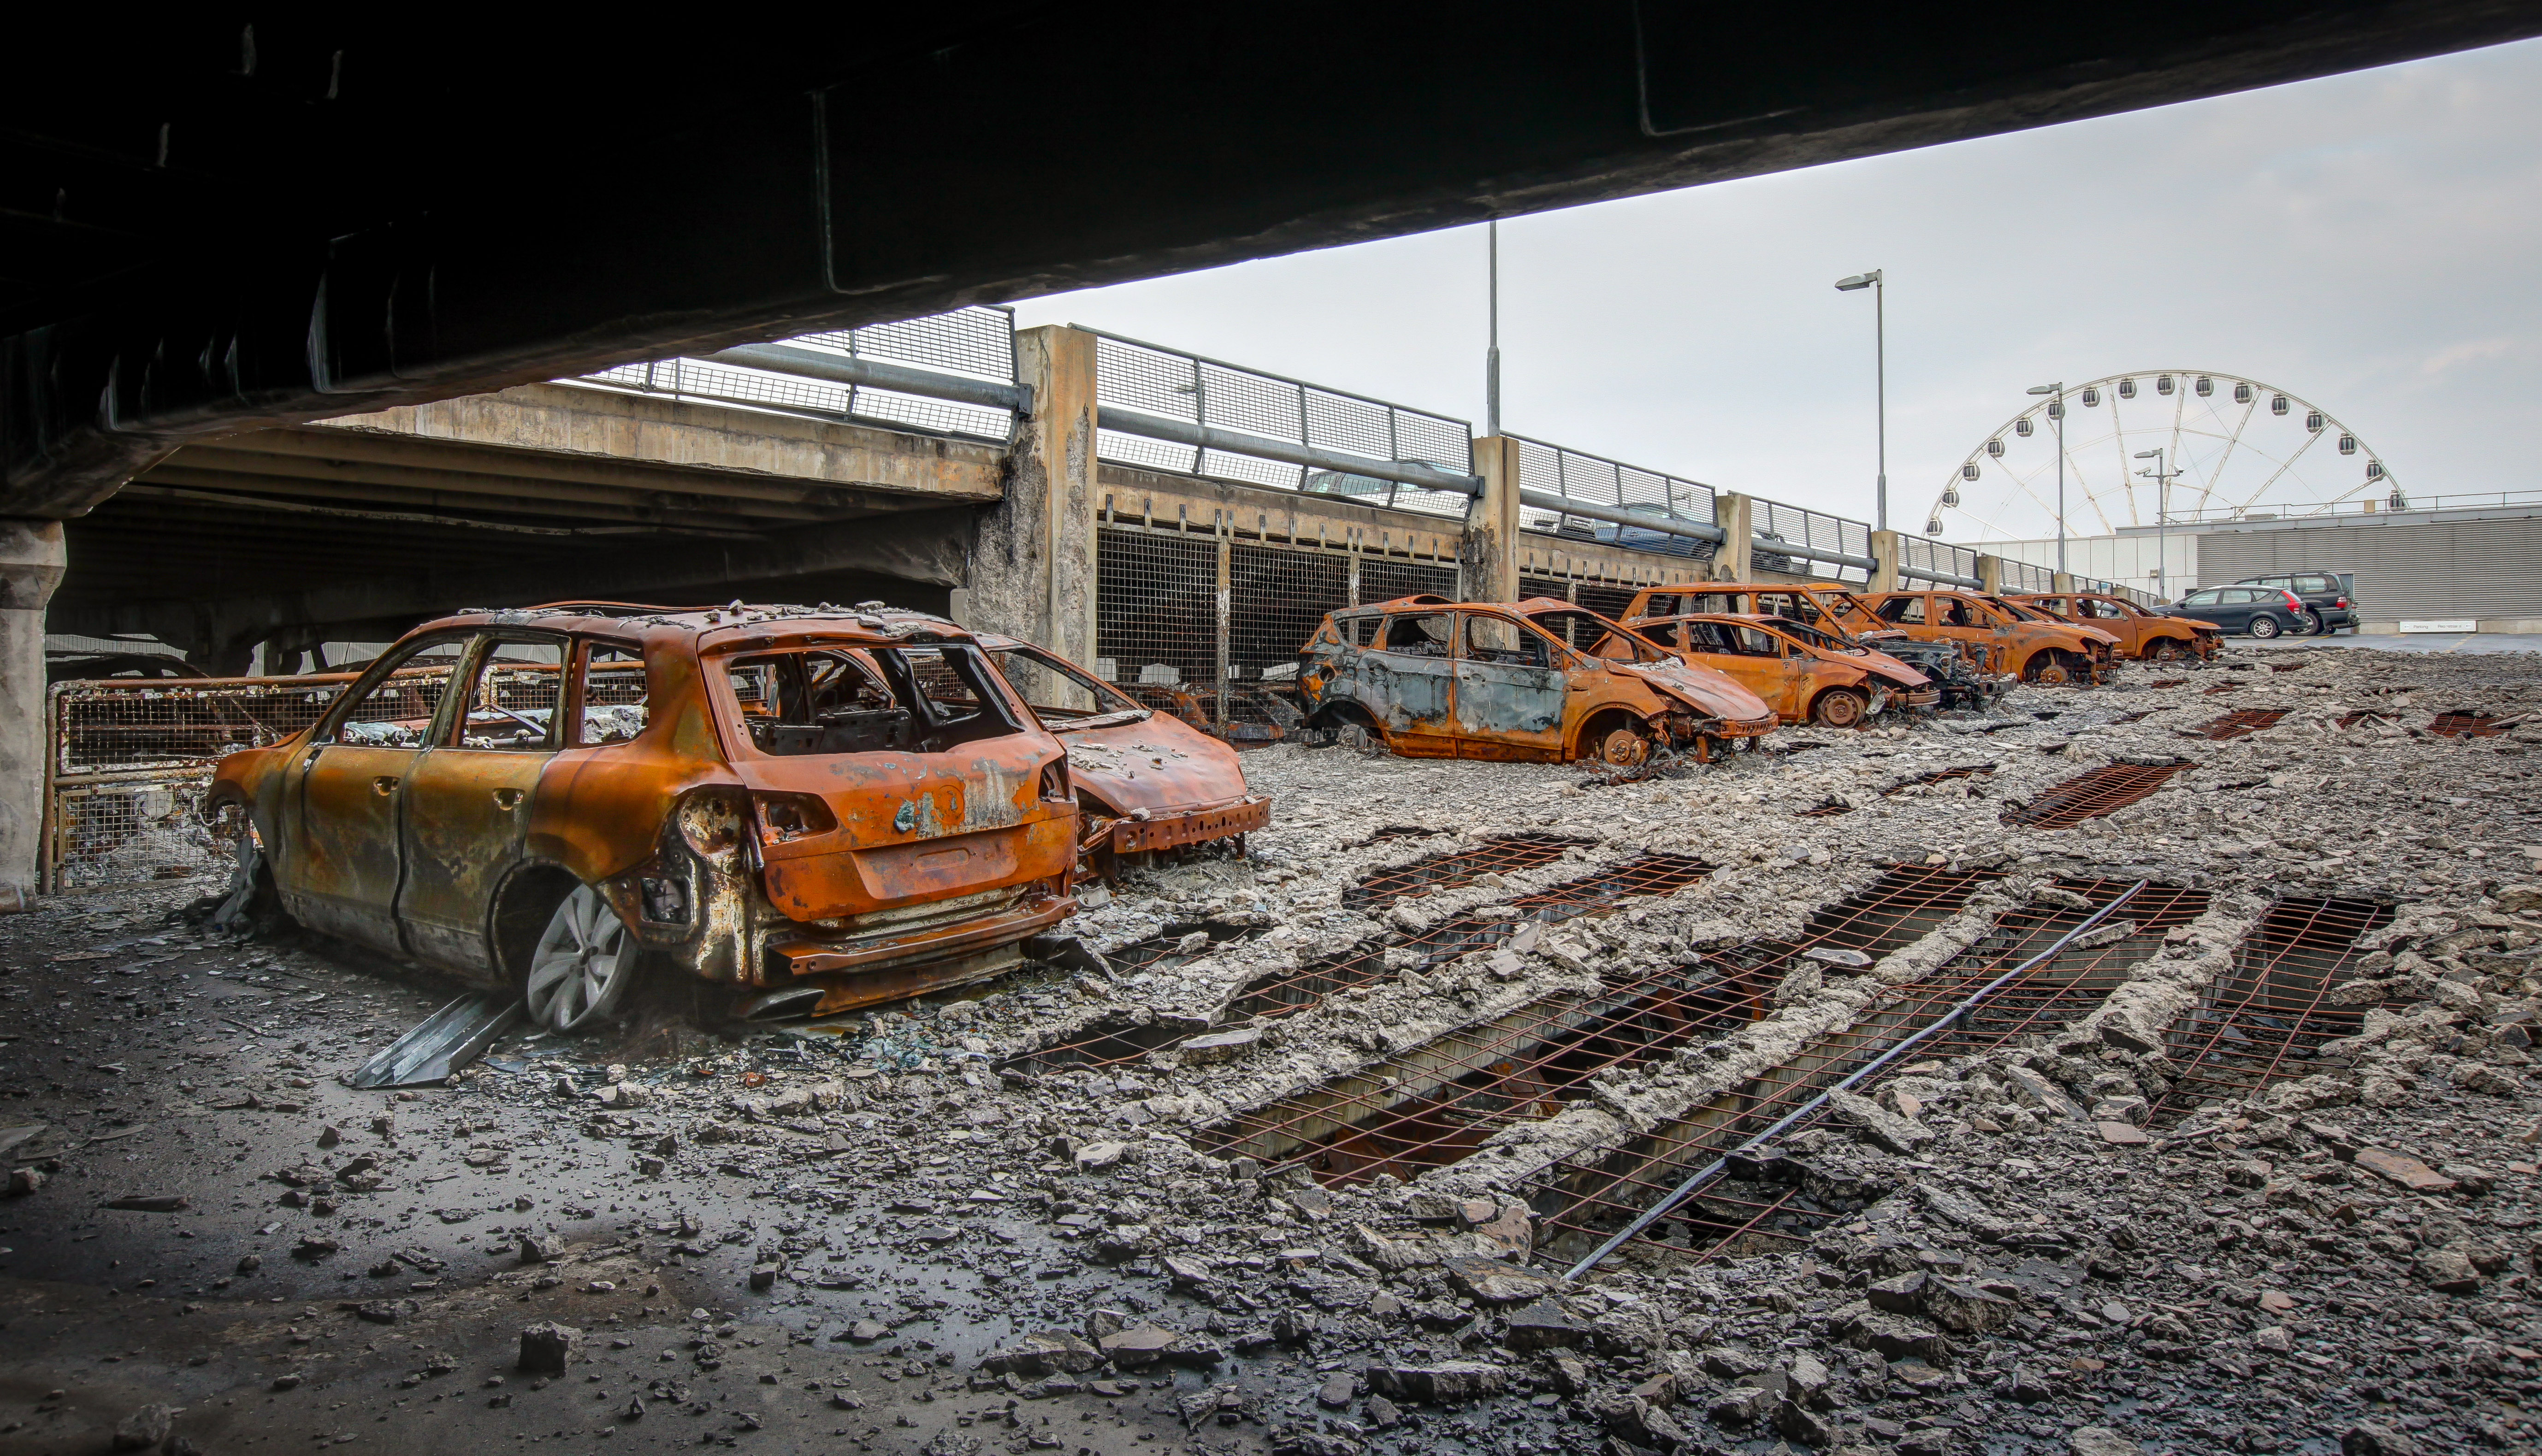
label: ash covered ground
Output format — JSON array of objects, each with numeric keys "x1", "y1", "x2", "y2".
[{"x1": 5, "y1": 646, "x2": 2542, "y2": 1456}]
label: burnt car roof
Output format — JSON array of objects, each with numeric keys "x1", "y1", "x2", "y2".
[{"x1": 419, "y1": 600, "x2": 974, "y2": 646}]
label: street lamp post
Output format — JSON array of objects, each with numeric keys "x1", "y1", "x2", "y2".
[
  {"x1": 2134, "y1": 448, "x2": 2177, "y2": 599},
  {"x1": 1834, "y1": 270, "x2": 1885, "y2": 531},
  {"x1": 2026, "y1": 383, "x2": 2065, "y2": 576},
  {"x1": 1485, "y1": 220, "x2": 1501, "y2": 438}
]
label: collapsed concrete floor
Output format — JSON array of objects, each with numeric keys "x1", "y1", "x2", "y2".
[{"x1": 6, "y1": 646, "x2": 2542, "y2": 1456}]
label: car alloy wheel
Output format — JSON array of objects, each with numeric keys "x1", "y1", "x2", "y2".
[
  {"x1": 526, "y1": 884, "x2": 636, "y2": 1033},
  {"x1": 2289, "y1": 610, "x2": 2319, "y2": 636},
  {"x1": 2148, "y1": 639, "x2": 2184, "y2": 662},
  {"x1": 2249, "y1": 615, "x2": 2282, "y2": 639}
]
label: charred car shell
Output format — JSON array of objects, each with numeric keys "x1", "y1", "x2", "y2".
[
  {"x1": 1296, "y1": 595, "x2": 1778, "y2": 766},
  {"x1": 1622, "y1": 583, "x2": 2013, "y2": 711},
  {"x1": 2010, "y1": 592, "x2": 2222, "y2": 663},
  {"x1": 1627, "y1": 612, "x2": 1939, "y2": 728},
  {"x1": 205, "y1": 602, "x2": 1079, "y2": 1031},
  {"x1": 973, "y1": 636, "x2": 1270, "y2": 878}
]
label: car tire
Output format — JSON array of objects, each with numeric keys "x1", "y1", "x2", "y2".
[
  {"x1": 526, "y1": 883, "x2": 639, "y2": 1034},
  {"x1": 1810, "y1": 689, "x2": 1868, "y2": 729},
  {"x1": 2147, "y1": 638, "x2": 2185, "y2": 663},
  {"x1": 2249, "y1": 614, "x2": 2282, "y2": 639},
  {"x1": 2288, "y1": 610, "x2": 2319, "y2": 636}
]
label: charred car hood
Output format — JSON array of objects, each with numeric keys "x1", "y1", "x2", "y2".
[
  {"x1": 1854, "y1": 650, "x2": 1933, "y2": 691},
  {"x1": 1619, "y1": 660, "x2": 1777, "y2": 725},
  {"x1": 1054, "y1": 709, "x2": 1253, "y2": 817}
]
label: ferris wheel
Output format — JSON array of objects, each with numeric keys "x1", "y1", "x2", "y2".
[{"x1": 1924, "y1": 371, "x2": 2398, "y2": 544}]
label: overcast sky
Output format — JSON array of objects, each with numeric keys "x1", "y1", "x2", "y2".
[{"x1": 1015, "y1": 37, "x2": 2542, "y2": 542}]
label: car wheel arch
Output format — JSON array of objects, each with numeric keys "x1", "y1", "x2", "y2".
[
  {"x1": 488, "y1": 861, "x2": 591, "y2": 988},
  {"x1": 1571, "y1": 706, "x2": 1650, "y2": 760}
]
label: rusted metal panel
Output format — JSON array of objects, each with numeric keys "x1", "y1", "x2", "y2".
[
  {"x1": 1628, "y1": 611, "x2": 1935, "y2": 727},
  {"x1": 2009, "y1": 591, "x2": 2220, "y2": 662},
  {"x1": 1618, "y1": 580, "x2": 2011, "y2": 711}
]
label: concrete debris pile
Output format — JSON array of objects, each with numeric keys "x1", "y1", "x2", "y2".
[{"x1": 4, "y1": 645, "x2": 2542, "y2": 1454}]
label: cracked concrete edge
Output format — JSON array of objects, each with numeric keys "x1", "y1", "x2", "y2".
[{"x1": 2065, "y1": 887, "x2": 2274, "y2": 1056}]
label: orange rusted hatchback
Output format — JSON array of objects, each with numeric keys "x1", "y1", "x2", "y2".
[
  {"x1": 206, "y1": 603, "x2": 1082, "y2": 1032},
  {"x1": 1849, "y1": 589, "x2": 2119, "y2": 684},
  {"x1": 971, "y1": 635, "x2": 1270, "y2": 879},
  {"x1": 1625, "y1": 613, "x2": 1938, "y2": 727},
  {"x1": 2008, "y1": 592, "x2": 2221, "y2": 663},
  {"x1": 1296, "y1": 595, "x2": 1777, "y2": 765}
]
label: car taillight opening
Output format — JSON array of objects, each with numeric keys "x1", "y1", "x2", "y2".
[
  {"x1": 752, "y1": 791, "x2": 839, "y2": 843},
  {"x1": 1039, "y1": 760, "x2": 1072, "y2": 803}
]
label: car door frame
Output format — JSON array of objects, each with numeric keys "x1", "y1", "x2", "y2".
[
  {"x1": 1360, "y1": 608, "x2": 1459, "y2": 756},
  {"x1": 1451, "y1": 610, "x2": 1567, "y2": 760},
  {"x1": 393, "y1": 629, "x2": 574, "y2": 980},
  {"x1": 274, "y1": 631, "x2": 477, "y2": 955}
]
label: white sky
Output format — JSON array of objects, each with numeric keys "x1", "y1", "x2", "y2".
[{"x1": 1015, "y1": 37, "x2": 2542, "y2": 542}]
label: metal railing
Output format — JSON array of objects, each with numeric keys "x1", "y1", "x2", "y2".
[
  {"x1": 1901, "y1": 537, "x2": 1982, "y2": 589},
  {"x1": 1998, "y1": 558, "x2": 2057, "y2": 594},
  {"x1": 2153, "y1": 485, "x2": 2542, "y2": 525},
  {"x1": 1750, "y1": 497, "x2": 1876, "y2": 579},
  {"x1": 1511, "y1": 436, "x2": 1718, "y2": 558},
  {"x1": 1083, "y1": 329, "x2": 1479, "y2": 517},
  {"x1": 575, "y1": 306, "x2": 1020, "y2": 442}
]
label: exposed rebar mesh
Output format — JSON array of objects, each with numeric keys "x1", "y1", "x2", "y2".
[
  {"x1": 2203, "y1": 682, "x2": 2243, "y2": 696},
  {"x1": 2149, "y1": 897, "x2": 2397, "y2": 1120},
  {"x1": 1200, "y1": 866, "x2": 1995, "y2": 1183},
  {"x1": 1529, "y1": 878, "x2": 2210, "y2": 1270},
  {"x1": 1885, "y1": 765, "x2": 1995, "y2": 796},
  {"x1": 2145, "y1": 679, "x2": 2188, "y2": 690},
  {"x1": 997, "y1": 925, "x2": 1265, "y2": 1074},
  {"x1": 2001, "y1": 761, "x2": 2191, "y2": 830},
  {"x1": 1342, "y1": 834, "x2": 1592, "y2": 914},
  {"x1": 2431, "y1": 713, "x2": 2509, "y2": 738},
  {"x1": 2184, "y1": 709, "x2": 2289, "y2": 742}
]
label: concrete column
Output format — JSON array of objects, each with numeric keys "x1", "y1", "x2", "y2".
[
  {"x1": 1868, "y1": 530, "x2": 1902, "y2": 593},
  {"x1": 1460, "y1": 436, "x2": 1522, "y2": 602},
  {"x1": 1714, "y1": 493, "x2": 1755, "y2": 582},
  {"x1": 1977, "y1": 554, "x2": 2004, "y2": 595},
  {"x1": 2051, "y1": 572, "x2": 2075, "y2": 594},
  {"x1": 0, "y1": 520, "x2": 66, "y2": 903},
  {"x1": 970, "y1": 325, "x2": 1098, "y2": 660}
]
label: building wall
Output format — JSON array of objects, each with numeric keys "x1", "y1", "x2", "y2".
[
  {"x1": 2195, "y1": 510, "x2": 2542, "y2": 628},
  {"x1": 1984, "y1": 533, "x2": 2197, "y2": 598}
]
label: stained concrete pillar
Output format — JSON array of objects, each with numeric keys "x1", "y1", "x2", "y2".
[
  {"x1": 1714, "y1": 493, "x2": 1754, "y2": 582},
  {"x1": 1868, "y1": 530, "x2": 1902, "y2": 593},
  {"x1": 2051, "y1": 572, "x2": 2076, "y2": 594},
  {"x1": 0, "y1": 521, "x2": 66, "y2": 902},
  {"x1": 1460, "y1": 436, "x2": 1522, "y2": 602},
  {"x1": 967, "y1": 325, "x2": 1098, "y2": 661},
  {"x1": 1977, "y1": 554, "x2": 2004, "y2": 595}
]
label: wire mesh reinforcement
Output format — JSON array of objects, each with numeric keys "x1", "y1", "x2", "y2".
[
  {"x1": 2146, "y1": 679, "x2": 2188, "y2": 690},
  {"x1": 2431, "y1": 713, "x2": 2509, "y2": 738},
  {"x1": 1342, "y1": 834, "x2": 1592, "y2": 913},
  {"x1": 1531, "y1": 878, "x2": 2210, "y2": 1270},
  {"x1": 2183, "y1": 709, "x2": 2289, "y2": 742},
  {"x1": 1224, "y1": 852, "x2": 1716, "y2": 1026},
  {"x1": 2203, "y1": 682, "x2": 2244, "y2": 695},
  {"x1": 1199, "y1": 866, "x2": 1996, "y2": 1183},
  {"x1": 1886, "y1": 765, "x2": 1996, "y2": 796},
  {"x1": 2001, "y1": 761, "x2": 2191, "y2": 830},
  {"x1": 2148, "y1": 897, "x2": 2398, "y2": 1120}
]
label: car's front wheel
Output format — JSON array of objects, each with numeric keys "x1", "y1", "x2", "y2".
[
  {"x1": 2248, "y1": 614, "x2": 2282, "y2": 639},
  {"x1": 526, "y1": 884, "x2": 638, "y2": 1033}
]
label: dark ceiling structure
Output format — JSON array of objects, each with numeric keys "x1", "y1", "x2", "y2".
[{"x1": 9, "y1": 2, "x2": 2542, "y2": 519}]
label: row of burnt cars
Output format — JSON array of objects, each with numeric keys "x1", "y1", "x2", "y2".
[{"x1": 199, "y1": 584, "x2": 2215, "y2": 1037}]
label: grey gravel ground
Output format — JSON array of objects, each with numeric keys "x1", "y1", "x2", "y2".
[{"x1": 4, "y1": 644, "x2": 2541, "y2": 1456}]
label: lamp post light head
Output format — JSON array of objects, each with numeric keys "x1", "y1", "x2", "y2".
[
  {"x1": 1834, "y1": 271, "x2": 1880, "y2": 291},
  {"x1": 2133, "y1": 450, "x2": 2161, "y2": 460},
  {"x1": 2026, "y1": 384, "x2": 2058, "y2": 396}
]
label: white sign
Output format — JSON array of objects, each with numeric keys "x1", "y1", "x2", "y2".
[{"x1": 2397, "y1": 619, "x2": 2477, "y2": 634}]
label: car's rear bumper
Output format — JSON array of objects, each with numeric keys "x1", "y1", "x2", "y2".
[
  {"x1": 1103, "y1": 794, "x2": 1271, "y2": 855},
  {"x1": 763, "y1": 884, "x2": 1076, "y2": 978}
]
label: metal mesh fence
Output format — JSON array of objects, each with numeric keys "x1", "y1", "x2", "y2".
[
  {"x1": 575, "y1": 307, "x2": 1017, "y2": 442},
  {"x1": 1228, "y1": 544, "x2": 1349, "y2": 681},
  {"x1": 1086, "y1": 331, "x2": 1475, "y2": 519},
  {"x1": 1902, "y1": 537, "x2": 1982, "y2": 586},
  {"x1": 1751, "y1": 499, "x2": 1873, "y2": 583},
  {"x1": 1519, "y1": 574, "x2": 1573, "y2": 604},
  {"x1": 1575, "y1": 583, "x2": 1638, "y2": 621},
  {"x1": 1998, "y1": 558, "x2": 2057, "y2": 593},
  {"x1": 1511, "y1": 436, "x2": 1715, "y2": 560},
  {"x1": 1093, "y1": 531, "x2": 1218, "y2": 690},
  {"x1": 1356, "y1": 557, "x2": 1457, "y2": 606}
]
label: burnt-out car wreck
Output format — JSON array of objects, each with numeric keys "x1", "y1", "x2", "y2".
[
  {"x1": 205, "y1": 604, "x2": 1146, "y2": 1032},
  {"x1": 1295, "y1": 595, "x2": 1778, "y2": 765}
]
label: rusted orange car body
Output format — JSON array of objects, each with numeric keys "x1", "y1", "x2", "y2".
[
  {"x1": 1848, "y1": 589, "x2": 2119, "y2": 684},
  {"x1": 1625, "y1": 612, "x2": 1938, "y2": 727},
  {"x1": 1619, "y1": 582, "x2": 2009, "y2": 709},
  {"x1": 2008, "y1": 592, "x2": 2221, "y2": 662},
  {"x1": 206, "y1": 603, "x2": 1080, "y2": 1022},
  {"x1": 1296, "y1": 595, "x2": 1778, "y2": 765},
  {"x1": 971, "y1": 635, "x2": 1270, "y2": 872}
]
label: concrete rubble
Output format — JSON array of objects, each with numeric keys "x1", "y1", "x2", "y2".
[{"x1": 2, "y1": 644, "x2": 2542, "y2": 1453}]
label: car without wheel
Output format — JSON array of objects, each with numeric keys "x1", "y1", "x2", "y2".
[
  {"x1": 2168, "y1": 584, "x2": 2311, "y2": 639},
  {"x1": 2009, "y1": 591, "x2": 2221, "y2": 662},
  {"x1": 1295, "y1": 595, "x2": 1777, "y2": 765},
  {"x1": 205, "y1": 601, "x2": 1082, "y2": 1032},
  {"x1": 973, "y1": 635, "x2": 1269, "y2": 883},
  {"x1": 1622, "y1": 612, "x2": 1938, "y2": 727},
  {"x1": 1619, "y1": 581, "x2": 2011, "y2": 710},
  {"x1": 1848, "y1": 589, "x2": 2118, "y2": 684}
]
